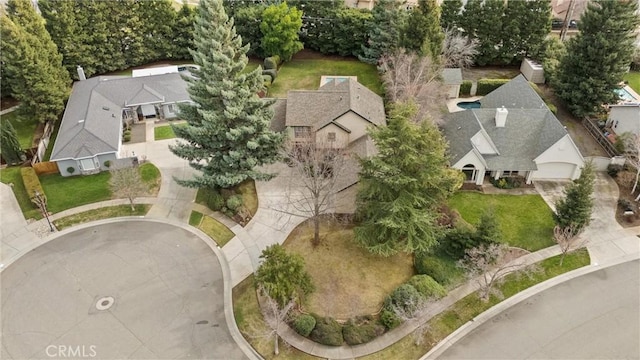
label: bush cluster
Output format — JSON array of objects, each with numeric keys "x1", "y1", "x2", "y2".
[
  {"x1": 293, "y1": 314, "x2": 316, "y2": 337},
  {"x1": 476, "y1": 79, "x2": 510, "y2": 96},
  {"x1": 460, "y1": 80, "x2": 473, "y2": 96},
  {"x1": 607, "y1": 164, "x2": 623, "y2": 177},
  {"x1": 309, "y1": 316, "x2": 343, "y2": 346},
  {"x1": 203, "y1": 188, "x2": 245, "y2": 217},
  {"x1": 490, "y1": 176, "x2": 524, "y2": 189},
  {"x1": 407, "y1": 275, "x2": 446, "y2": 299},
  {"x1": 263, "y1": 56, "x2": 280, "y2": 70},
  {"x1": 414, "y1": 253, "x2": 450, "y2": 284},
  {"x1": 342, "y1": 320, "x2": 385, "y2": 345}
]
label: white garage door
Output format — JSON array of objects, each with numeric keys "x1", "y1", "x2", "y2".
[{"x1": 532, "y1": 162, "x2": 576, "y2": 180}]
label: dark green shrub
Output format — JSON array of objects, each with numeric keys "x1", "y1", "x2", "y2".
[
  {"x1": 310, "y1": 316, "x2": 343, "y2": 346},
  {"x1": 460, "y1": 80, "x2": 472, "y2": 96},
  {"x1": 342, "y1": 322, "x2": 385, "y2": 345},
  {"x1": 383, "y1": 284, "x2": 422, "y2": 322},
  {"x1": 66, "y1": 166, "x2": 75, "y2": 174},
  {"x1": 441, "y1": 223, "x2": 477, "y2": 259},
  {"x1": 293, "y1": 314, "x2": 316, "y2": 337},
  {"x1": 607, "y1": 164, "x2": 623, "y2": 177},
  {"x1": 226, "y1": 194, "x2": 243, "y2": 212},
  {"x1": 263, "y1": 57, "x2": 277, "y2": 70},
  {"x1": 408, "y1": 275, "x2": 446, "y2": 299},
  {"x1": 262, "y1": 69, "x2": 277, "y2": 81},
  {"x1": 476, "y1": 79, "x2": 510, "y2": 96},
  {"x1": 21, "y1": 167, "x2": 46, "y2": 206},
  {"x1": 414, "y1": 253, "x2": 450, "y2": 284},
  {"x1": 271, "y1": 55, "x2": 281, "y2": 65},
  {"x1": 205, "y1": 189, "x2": 225, "y2": 211},
  {"x1": 124, "y1": 134, "x2": 132, "y2": 142},
  {"x1": 379, "y1": 308, "x2": 401, "y2": 329},
  {"x1": 262, "y1": 74, "x2": 273, "y2": 85},
  {"x1": 103, "y1": 160, "x2": 111, "y2": 168}
]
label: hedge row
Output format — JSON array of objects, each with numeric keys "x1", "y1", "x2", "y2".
[
  {"x1": 475, "y1": 78, "x2": 510, "y2": 96},
  {"x1": 460, "y1": 80, "x2": 472, "y2": 96},
  {"x1": 293, "y1": 314, "x2": 385, "y2": 346},
  {"x1": 21, "y1": 167, "x2": 46, "y2": 206}
]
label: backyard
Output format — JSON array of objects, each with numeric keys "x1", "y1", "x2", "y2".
[
  {"x1": 624, "y1": 71, "x2": 640, "y2": 93},
  {"x1": 1, "y1": 111, "x2": 39, "y2": 149}
]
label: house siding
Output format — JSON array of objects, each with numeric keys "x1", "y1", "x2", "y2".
[
  {"x1": 452, "y1": 150, "x2": 486, "y2": 185},
  {"x1": 316, "y1": 123, "x2": 349, "y2": 148},
  {"x1": 531, "y1": 135, "x2": 584, "y2": 180},
  {"x1": 609, "y1": 106, "x2": 640, "y2": 136},
  {"x1": 334, "y1": 112, "x2": 372, "y2": 142}
]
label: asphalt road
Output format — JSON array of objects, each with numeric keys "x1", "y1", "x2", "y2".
[
  {"x1": 1, "y1": 221, "x2": 247, "y2": 360},
  {"x1": 438, "y1": 260, "x2": 640, "y2": 359}
]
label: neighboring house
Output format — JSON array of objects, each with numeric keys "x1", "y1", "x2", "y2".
[
  {"x1": 442, "y1": 68, "x2": 463, "y2": 99},
  {"x1": 272, "y1": 77, "x2": 386, "y2": 213},
  {"x1": 442, "y1": 75, "x2": 584, "y2": 185},
  {"x1": 50, "y1": 70, "x2": 191, "y2": 176},
  {"x1": 607, "y1": 85, "x2": 640, "y2": 137}
]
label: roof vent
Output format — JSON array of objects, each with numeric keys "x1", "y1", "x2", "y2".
[
  {"x1": 102, "y1": 106, "x2": 110, "y2": 111},
  {"x1": 78, "y1": 119, "x2": 85, "y2": 123}
]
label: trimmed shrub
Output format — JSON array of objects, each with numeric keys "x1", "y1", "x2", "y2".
[
  {"x1": 262, "y1": 69, "x2": 277, "y2": 81},
  {"x1": 310, "y1": 316, "x2": 343, "y2": 346},
  {"x1": 271, "y1": 55, "x2": 281, "y2": 65},
  {"x1": 21, "y1": 167, "x2": 46, "y2": 206},
  {"x1": 293, "y1": 314, "x2": 316, "y2": 337},
  {"x1": 342, "y1": 322, "x2": 385, "y2": 345},
  {"x1": 380, "y1": 308, "x2": 401, "y2": 329},
  {"x1": 476, "y1": 79, "x2": 510, "y2": 96},
  {"x1": 262, "y1": 74, "x2": 273, "y2": 85},
  {"x1": 441, "y1": 223, "x2": 477, "y2": 259},
  {"x1": 123, "y1": 134, "x2": 132, "y2": 142},
  {"x1": 414, "y1": 253, "x2": 450, "y2": 284},
  {"x1": 66, "y1": 166, "x2": 75, "y2": 174},
  {"x1": 383, "y1": 284, "x2": 422, "y2": 321},
  {"x1": 460, "y1": 80, "x2": 472, "y2": 96},
  {"x1": 263, "y1": 56, "x2": 277, "y2": 70},
  {"x1": 206, "y1": 189, "x2": 225, "y2": 211},
  {"x1": 607, "y1": 164, "x2": 623, "y2": 177},
  {"x1": 226, "y1": 194, "x2": 243, "y2": 212},
  {"x1": 103, "y1": 160, "x2": 111, "y2": 168},
  {"x1": 408, "y1": 275, "x2": 446, "y2": 299}
]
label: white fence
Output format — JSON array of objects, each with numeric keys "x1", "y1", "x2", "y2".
[{"x1": 586, "y1": 156, "x2": 626, "y2": 171}]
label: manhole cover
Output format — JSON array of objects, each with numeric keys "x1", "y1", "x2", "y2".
[{"x1": 96, "y1": 296, "x2": 114, "y2": 311}]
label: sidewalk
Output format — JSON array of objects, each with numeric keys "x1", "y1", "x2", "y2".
[{"x1": 2, "y1": 129, "x2": 639, "y2": 359}]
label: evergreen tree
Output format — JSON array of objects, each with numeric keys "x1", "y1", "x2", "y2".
[
  {"x1": 473, "y1": 0, "x2": 504, "y2": 66},
  {"x1": 459, "y1": 0, "x2": 482, "y2": 39},
  {"x1": 173, "y1": 4, "x2": 197, "y2": 60},
  {"x1": 553, "y1": 0, "x2": 639, "y2": 117},
  {"x1": 354, "y1": 102, "x2": 464, "y2": 256},
  {"x1": 232, "y1": 4, "x2": 266, "y2": 58},
  {"x1": 401, "y1": 0, "x2": 443, "y2": 58},
  {"x1": 255, "y1": 244, "x2": 314, "y2": 307},
  {"x1": 502, "y1": 0, "x2": 551, "y2": 63},
  {"x1": 359, "y1": 0, "x2": 403, "y2": 64},
  {"x1": 440, "y1": 0, "x2": 463, "y2": 31},
  {"x1": 260, "y1": 2, "x2": 303, "y2": 61},
  {"x1": 0, "y1": 120, "x2": 24, "y2": 165},
  {"x1": 1, "y1": 0, "x2": 70, "y2": 124},
  {"x1": 170, "y1": 0, "x2": 284, "y2": 189},
  {"x1": 138, "y1": 0, "x2": 177, "y2": 61},
  {"x1": 475, "y1": 208, "x2": 501, "y2": 245},
  {"x1": 554, "y1": 162, "x2": 596, "y2": 231}
]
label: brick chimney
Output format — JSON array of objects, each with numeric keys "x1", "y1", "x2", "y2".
[{"x1": 495, "y1": 106, "x2": 508, "y2": 127}]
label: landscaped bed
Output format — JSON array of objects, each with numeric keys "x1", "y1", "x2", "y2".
[{"x1": 53, "y1": 204, "x2": 151, "y2": 230}]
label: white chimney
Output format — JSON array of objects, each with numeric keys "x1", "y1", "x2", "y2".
[
  {"x1": 77, "y1": 66, "x2": 86, "y2": 81},
  {"x1": 495, "y1": 106, "x2": 508, "y2": 127}
]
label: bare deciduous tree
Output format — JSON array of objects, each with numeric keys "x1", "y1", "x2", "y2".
[
  {"x1": 379, "y1": 49, "x2": 447, "y2": 124},
  {"x1": 281, "y1": 136, "x2": 349, "y2": 247},
  {"x1": 109, "y1": 164, "x2": 147, "y2": 210},
  {"x1": 249, "y1": 286, "x2": 296, "y2": 356},
  {"x1": 441, "y1": 28, "x2": 479, "y2": 69},
  {"x1": 553, "y1": 225, "x2": 585, "y2": 266},
  {"x1": 457, "y1": 243, "x2": 538, "y2": 302},
  {"x1": 622, "y1": 133, "x2": 640, "y2": 198}
]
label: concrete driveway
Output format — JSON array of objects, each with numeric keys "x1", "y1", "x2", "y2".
[
  {"x1": 437, "y1": 260, "x2": 640, "y2": 359},
  {"x1": 1, "y1": 221, "x2": 247, "y2": 360}
]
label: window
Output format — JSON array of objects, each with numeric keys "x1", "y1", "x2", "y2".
[
  {"x1": 293, "y1": 126, "x2": 311, "y2": 138},
  {"x1": 167, "y1": 104, "x2": 176, "y2": 113},
  {"x1": 327, "y1": 132, "x2": 336, "y2": 141},
  {"x1": 502, "y1": 170, "x2": 518, "y2": 177}
]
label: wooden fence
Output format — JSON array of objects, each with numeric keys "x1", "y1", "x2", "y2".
[
  {"x1": 32, "y1": 161, "x2": 59, "y2": 175},
  {"x1": 582, "y1": 117, "x2": 619, "y2": 157}
]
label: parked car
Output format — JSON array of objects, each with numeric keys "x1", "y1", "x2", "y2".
[{"x1": 551, "y1": 19, "x2": 578, "y2": 30}]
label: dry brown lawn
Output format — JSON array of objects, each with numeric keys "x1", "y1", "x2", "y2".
[{"x1": 283, "y1": 218, "x2": 414, "y2": 320}]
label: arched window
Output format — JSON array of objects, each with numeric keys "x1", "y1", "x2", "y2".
[{"x1": 462, "y1": 164, "x2": 478, "y2": 182}]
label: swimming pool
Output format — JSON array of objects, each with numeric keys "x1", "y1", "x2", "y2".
[
  {"x1": 614, "y1": 87, "x2": 639, "y2": 102},
  {"x1": 457, "y1": 100, "x2": 481, "y2": 109}
]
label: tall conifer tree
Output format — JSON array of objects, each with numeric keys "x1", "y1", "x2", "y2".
[
  {"x1": 359, "y1": 0, "x2": 403, "y2": 64},
  {"x1": 170, "y1": 0, "x2": 284, "y2": 189}
]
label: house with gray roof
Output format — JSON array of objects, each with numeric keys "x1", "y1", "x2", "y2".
[
  {"x1": 50, "y1": 72, "x2": 191, "y2": 176},
  {"x1": 442, "y1": 75, "x2": 584, "y2": 185}
]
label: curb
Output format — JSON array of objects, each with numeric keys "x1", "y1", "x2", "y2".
[{"x1": 420, "y1": 252, "x2": 640, "y2": 360}]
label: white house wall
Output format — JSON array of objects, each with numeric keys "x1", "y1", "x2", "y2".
[
  {"x1": 452, "y1": 149, "x2": 486, "y2": 185},
  {"x1": 470, "y1": 131, "x2": 498, "y2": 155},
  {"x1": 531, "y1": 134, "x2": 584, "y2": 180},
  {"x1": 162, "y1": 103, "x2": 179, "y2": 120},
  {"x1": 334, "y1": 111, "x2": 372, "y2": 141},
  {"x1": 609, "y1": 106, "x2": 640, "y2": 136},
  {"x1": 316, "y1": 123, "x2": 349, "y2": 148}
]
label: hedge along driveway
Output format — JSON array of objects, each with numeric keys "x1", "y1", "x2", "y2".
[
  {"x1": 448, "y1": 192, "x2": 555, "y2": 251},
  {"x1": 267, "y1": 59, "x2": 383, "y2": 98}
]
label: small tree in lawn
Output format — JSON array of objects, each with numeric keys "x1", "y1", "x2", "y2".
[
  {"x1": 0, "y1": 119, "x2": 24, "y2": 165},
  {"x1": 109, "y1": 165, "x2": 147, "y2": 211},
  {"x1": 457, "y1": 243, "x2": 535, "y2": 302},
  {"x1": 554, "y1": 162, "x2": 595, "y2": 231},
  {"x1": 553, "y1": 225, "x2": 585, "y2": 266},
  {"x1": 281, "y1": 136, "x2": 348, "y2": 247},
  {"x1": 251, "y1": 286, "x2": 296, "y2": 356},
  {"x1": 254, "y1": 244, "x2": 314, "y2": 307},
  {"x1": 260, "y1": 2, "x2": 303, "y2": 62}
]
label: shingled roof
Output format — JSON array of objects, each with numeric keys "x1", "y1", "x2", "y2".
[
  {"x1": 443, "y1": 76, "x2": 569, "y2": 170},
  {"x1": 285, "y1": 78, "x2": 385, "y2": 129},
  {"x1": 51, "y1": 73, "x2": 190, "y2": 161}
]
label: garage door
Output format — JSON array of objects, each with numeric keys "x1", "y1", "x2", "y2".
[{"x1": 532, "y1": 162, "x2": 576, "y2": 180}]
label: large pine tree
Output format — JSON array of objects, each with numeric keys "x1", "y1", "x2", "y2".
[
  {"x1": 170, "y1": 0, "x2": 284, "y2": 189},
  {"x1": 400, "y1": 0, "x2": 443, "y2": 58},
  {"x1": 1, "y1": 0, "x2": 70, "y2": 124},
  {"x1": 0, "y1": 120, "x2": 24, "y2": 165},
  {"x1": 354, "y1": 102, "x2": 463, "y2": 256},
  {"x1": 440, "y1": 0, "x2": 463, "y2": 31},
  {"x1": 359, "y1": 0, "x2": 403, "y2": 65},
  {"x1": 553, "y1": 0, "x2": 639, "y2": 117}
]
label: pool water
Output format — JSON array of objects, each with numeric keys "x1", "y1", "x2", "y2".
[
  {"x1": 457, "y1": 100, "x2": 481, "y2": 109},
  {"x1": 615, "y1": 87, "x2": 638, "y2": 102}
]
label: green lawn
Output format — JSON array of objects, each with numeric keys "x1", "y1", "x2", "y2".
[
  {"x1": 0, "y1": 166, "x2": 41, "y2": 219},
  {"x1": 154, "y1": 125, "x2": 176, "y2": 140},
  {"x1": 268, "y1": 59, "x2": 383, "y2": 98},
  {"x1": 624, "y1": 71, "x2": 640, "y2": 94},
  {"x1": 40, "y1": 172, "x2": 112, "y2": 213},
  {"x1": 1, "y1": 111, "x2": 39, "y2": 149},
  {"x1": 199, "y1": 215, "x2": 235, "y2": 247},
  {"x1": 189, "y1": 211, "x2": 204, "y2": 227},
  {"x1": 54, "y1": 205, "x2": 150, "y2": 230},
  {"x1": 448, "y1": 192, "x2": 555, "y2": 251}
]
